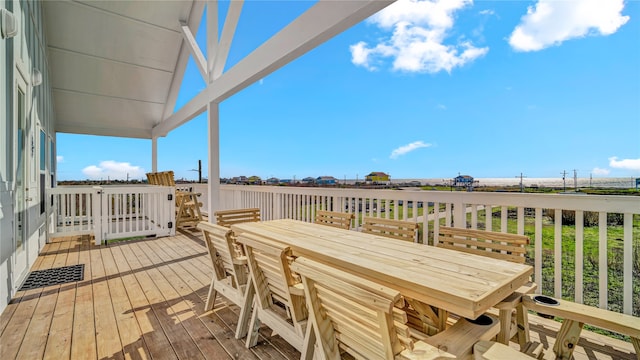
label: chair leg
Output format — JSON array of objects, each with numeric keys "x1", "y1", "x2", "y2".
[
  {"x1": 235, "y1": 278, "x2": 255, "y2": 339},
  {"x1": 553, "y1": 319, "x2": 583, "y2": 360},
  {"x1": 204, "y1": 277, "x2": 217, "y2": 311},
  {"x1": 301, "y1": 320, "x2": 316, "y2": 360},
  {"x1": 515, "y1": 302, "x2": 530, "y2": 350},
  {"x1": 497, "y1": 307, "x2": 513, "y2": 344},
  {"x1": 245, "y1": 299, "x2": 262, "y2": 348}
]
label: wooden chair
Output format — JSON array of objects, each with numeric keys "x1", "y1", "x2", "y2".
[
  {"x1": 196, "y1": 221, "x2": 254, "y2": 339},
  {"x1": 437, "y1": 226, "x2": 529, "y2": 263},
  {"x1": 215, "y1": 208, "x2": 260, "y2": 227},
  {"x1": 291, "y1": 256, "x2": 503, "y2": 360},
  {"x1": 522, "y1": 295, "x2": 640, "y2": 359},
  {"x1": 436, "y1": 226, "x2": 537, "y2": 350},
  {"x1": 147, "y1": 170, "x2": 203, "y2": 228},
  {"x1": 236, "y1": 232, "x2": 309, "y2": 353},
  {"x1": 361, "y1": 217, "x2": 419, "y2": 242},
  {"x1": 314, "y1": 210, "x2": 354, "y2": 230}
]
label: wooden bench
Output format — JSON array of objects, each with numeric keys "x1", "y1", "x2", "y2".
[
  {"x1": 215, "y1": 208, "x2": 260, "y2": 227},
  {"x1": 362, "y1": 217, "x2": 419, "y2": 242},
  {"x1": 196, "y1": 221, "x2": 254, "y2": 338},
  {"x1": 314, "y1": 210, "x2": 354, "y2": 230},
  {"x1": 437, "y1": 226, "x2": 537, "y2": 349},
  {"x1": 291, "y1": 256, "x2": 457, "y2": 359},
  {"x1": 522, "y1": 295, "x2": 640, "y2": 359}
]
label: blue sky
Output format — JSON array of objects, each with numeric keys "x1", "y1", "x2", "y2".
[{"x1": 57, "y1": 0, "x2": 640, "y2": 182}]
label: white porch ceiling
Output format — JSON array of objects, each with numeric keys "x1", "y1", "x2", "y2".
[
  {"x1": 43, "y1": 0, "x2": 394, "y2": 140},
  {"x1": 44, "y1": 0, "x2": 200, "y2": 139}
]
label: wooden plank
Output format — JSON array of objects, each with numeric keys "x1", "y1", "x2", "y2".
[
  {"x1": 43, "y1": 236, "x2": 81, "y2": 360},
  {"x1": 71, "y1": 237, "x2": 97, "y2": 360},
  {"x1": 118, "y1": 241, "x2": 205, "y2": 360},
  {"x1": 0, "y1": 239, "x2": 65, "y2": 359},
  {"x1": 0, "y1": 239, "x2": 62, "y2": 336},
  {"x1": 99, "y1": 245, "x2": 151, "y2": 360},
  {"x1": 13, "y1": 239, "x2": 74, "y2": 359},
  {"x1": 109, "y1": 244, "x2": 178, "y2": 360},
  {"x1": 131, "y1": 240, "x2": 229, "y2": 359},
  {"x1": 90, "y1": 244, "x2": 124, "y2": 360}
]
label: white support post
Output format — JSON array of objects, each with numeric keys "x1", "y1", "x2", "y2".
[
  {"x1": 151, "y1": 137, "x2": 157, "y2": 172},
  {"x1": 207, "y1": 101, "x2": 220, "y2": 221}
]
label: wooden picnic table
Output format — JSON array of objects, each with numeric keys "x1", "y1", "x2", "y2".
[{"x1": 231, "y1": 219, "x2": 533, "y2": 320}]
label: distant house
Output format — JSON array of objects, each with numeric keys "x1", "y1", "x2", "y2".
[
  {"x1": 366, "y1": 172, "x2": 390, "y2": 184},
  {"x1": 302, "y1": 177, "x2": 315, "y2": 184},
  {"x1": 453, "y1": 175, "x2": 477, "y2": 190},
  {"x1": 265, "y1": 177, "x2": 279, "y2": 185},
  {"x1": 231, "y1": 176, "x2": 248, "y2": 184},
  {"x1": 316, "y1": 176, "x2": 338, "y2": 185},
  {"x1": 453, "y1": 175, "x2": 474, "y2": 186},
  {"x1": 247, "y1": 176, "x2": 262, "y2": 185}
]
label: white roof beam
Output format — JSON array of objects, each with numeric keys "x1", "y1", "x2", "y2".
[
  {"x1": 213, "y1": 0, "x2": 243, "y2": 80},
  {"x1": 161, "y1": 1, "x2": 205, "y2": 121},
  {"x1": 179, "y1": 22, "x2": 208, "y2": 81},
  {"x1": 153, "y1": 0, "x2": 394, "y2": 137},
  {"x1": 207, "y1": 0, "x2": 219, "y2": 82}
]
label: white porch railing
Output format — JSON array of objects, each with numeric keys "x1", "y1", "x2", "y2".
[
  {"x1": 49, "y1": 185, "x2": 176, "y2": 245},
  {"x1": 216, "y1": 184, "x2": 639, "y2": 316}
]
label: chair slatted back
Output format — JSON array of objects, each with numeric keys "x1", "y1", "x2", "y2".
[
  {"x1": 291, "y1": 257, "x2": 412, "y2": 360},
  {"x1": 362, "y1": 217, "x2": 419, "y2": 242},
  {"x1": 238, "y1": 233, "x2": 306, "y2": 320},
  {"x1": 197, "y1": 221, "x2": 242, "y2": 282},
  {"x1": 315, "y1": 210, "x2": 354, "y2": 230},
  {"x1": 437, "y1": 226, "x2": 529, "y2": 264},
  {"x1": 215, "y1": 208, "x2": 261, "y2": 227}
]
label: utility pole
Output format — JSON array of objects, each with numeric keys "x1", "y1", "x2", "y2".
[
  {"x1": 515, "y1": 172, "x2": 527, "y2": 192},
  {"x1": 573, "y1": 169, "x2": 578, "y2": 192},
  {"x1": 189, "y1": 160, "x2": 202, "y2": 183},
  {"x1": 561, "y1": 170, "x2": 567, "y2": 192}
]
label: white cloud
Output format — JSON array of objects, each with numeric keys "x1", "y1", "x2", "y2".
[
  {"x1": 350, "y1": 0, "x2": 488, "y2": 73},
  {"x1": 57, "y1": 156, "x2": 64, "y2": 163},
  {"x1": 82, "y1": 160, "x2": 145, "y2": 180},
  {"x1": 390, "y1": 141, "x2": 432, "y2": 159},
  {"x1": 608, "y1": 157, "x2": 640, "y2": 171},
  {"x1": 479, "y1": 9, "x2": 494, "y2": 16},
  {"x1": 509, "y1": 0, "x2": 629, "y2": 52},
  {"x1": 592, "y1": 167, "x2": 610, "y2": 176}
]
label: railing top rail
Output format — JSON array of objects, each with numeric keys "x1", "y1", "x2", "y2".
[{"x1": 220, "y1": 185, "x2": 640, "y2": 213}]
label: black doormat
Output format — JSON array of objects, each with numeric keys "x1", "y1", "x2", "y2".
[{"x1": 20, "y1": 264, "x2": 85, "y2": 290}]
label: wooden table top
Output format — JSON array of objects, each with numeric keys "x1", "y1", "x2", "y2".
[{"x1": 231, "y1": 219, "x2": 533, "y2": 319}]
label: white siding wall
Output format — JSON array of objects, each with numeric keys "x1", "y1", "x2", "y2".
[{"x1": 0, "y1": 0, "x2": 55, "y2": 313}]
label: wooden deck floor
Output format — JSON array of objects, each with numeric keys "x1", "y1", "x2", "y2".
[{"x1": 0, "y1": 229, "x2": 636, "y2": 360}]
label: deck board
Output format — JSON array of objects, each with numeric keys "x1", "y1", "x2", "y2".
[{"x1": 0, "y1": 230, "x2": 635, "y2": 360}]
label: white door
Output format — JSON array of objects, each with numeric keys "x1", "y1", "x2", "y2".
[{"x1": 13, "y1": 73, "x2": 28, "y2": 286}]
